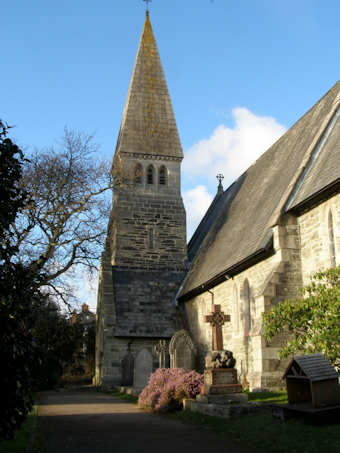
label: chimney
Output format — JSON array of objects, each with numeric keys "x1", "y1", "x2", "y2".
[{"x1": 72, "y1": 309, "x2": 77, "y2": 325}]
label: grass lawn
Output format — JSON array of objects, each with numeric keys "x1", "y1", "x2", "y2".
[
  {"x1": 111, "y1": 391, "x2": 340, "y2": 453},
  {"x1": 247, "y1": 390, "x2": 288, "y2": 404},
  {"x1": 110, "y1": 391, "x2": 139, "y2": 404},
  {"x1": 174, "y1": 410, "x2": 340, "y2": 453}
]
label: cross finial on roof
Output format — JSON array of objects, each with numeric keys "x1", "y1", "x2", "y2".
[
  {"x1": 143, "y1": 0, "x2": 152, "y2": 12},
  {"x1": 216, "y1": 173, "x2": 224, "y2": 194}
]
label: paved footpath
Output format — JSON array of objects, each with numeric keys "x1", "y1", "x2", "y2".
[{"x1": 38, "y1": 390, "x2": 261, "y2": 453}]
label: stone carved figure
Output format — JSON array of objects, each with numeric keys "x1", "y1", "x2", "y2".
[
  {"x1": 220, "y1": 350, "x2": 236, "y2": 368},
  {"x1": 206, "y1": 350, "x2": 236, "y2": 369}
]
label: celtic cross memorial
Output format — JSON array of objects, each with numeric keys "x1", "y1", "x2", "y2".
[{"x1": 204, "y1": 305, "x2": 230, "y2": 351}]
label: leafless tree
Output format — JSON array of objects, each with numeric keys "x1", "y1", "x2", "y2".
[{"x1": 11, "y1": 128, "x2": 112, "y2": 303}]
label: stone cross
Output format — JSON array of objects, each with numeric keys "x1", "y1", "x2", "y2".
[
  {"x1": 204, "y1": 305, "x2": 230, "y2": 351},
  {"x1": 154, "y1": 340, "x2": 168, "y2": 368},
  {"x1": 216, "y1": 173, "x2": 224, "y2": 194}
]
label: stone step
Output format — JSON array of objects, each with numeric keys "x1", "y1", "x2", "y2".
[{"x1": 183, "y1": 398, "x2": 266, "y2": 419}]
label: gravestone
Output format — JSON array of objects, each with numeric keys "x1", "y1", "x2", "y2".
[
  {"x1": 169, "y1": 329, "x2": 196, "y2": 369},
  {"x1": 121, "y1": 352, "x2": 134, "y2": 386},
  {"x1": 133, "y1": 348, "x2": 153, "y2": 389}
]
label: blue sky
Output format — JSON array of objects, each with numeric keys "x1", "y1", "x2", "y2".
[{"x1": 3, "y1": 0, "x2": 340, "y2": 309}]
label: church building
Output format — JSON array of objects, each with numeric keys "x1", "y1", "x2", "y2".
[
  {"x1": 95, "y1": 11, "x2": 340, "y2": 390},
  {"x1": 177, "y1": 81, "x2": 340, "y2": 389}
]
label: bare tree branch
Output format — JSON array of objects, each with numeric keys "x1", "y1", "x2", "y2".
[{"x1": 10, "y1": 128, "x2": 112, "y2": 302}]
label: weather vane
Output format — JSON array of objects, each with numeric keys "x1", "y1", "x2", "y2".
[{"x1": 143, "y1": 0, "x2": 152, "y2": 12}]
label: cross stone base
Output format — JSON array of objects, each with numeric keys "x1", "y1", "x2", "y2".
[
  {"x1": 196, "y1": 393, "x2": 248, "y2": 404},
  {"x1": 201, "y1": 368, "x2": 243, "y2": 395}
]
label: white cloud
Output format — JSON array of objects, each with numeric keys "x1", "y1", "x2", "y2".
[
  {"x1": 183, "y1": 107, "x2": 286, "y2": 187},
  {"x1": 182, "y1": 107, "x2": 286, "y2": 240},
  {"x1": 183, "y1": 185, "x2": 213, "y2": 239}
]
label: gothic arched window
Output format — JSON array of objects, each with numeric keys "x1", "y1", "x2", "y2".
[
  {"x1": 134, "y1": 163, "x2": 143, "y2": 184},
  {"x1": 242, "y1": 279, "x2": 251, "y2": 335},
  {"x1": 159, "y1": 166, "x2": 167, "y2": 185},
  {"x1": 328, "y1": 210, "x2": 336, "y2": 267},
  {"x1": 147, "y1": 165, "x2": 154, "y2": 185},
  {"x1": 233, "y1": 283, "x2": 239, "y2": 332},
  {"x1": 148, "y1": 228, "x2": 154, "y2": 249}
]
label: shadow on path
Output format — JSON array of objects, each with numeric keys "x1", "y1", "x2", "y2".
[{"x1": 38, "y1": 390, "x2": 260, "y2": 453}]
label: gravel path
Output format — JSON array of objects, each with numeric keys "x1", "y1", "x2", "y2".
[{"x1": 38, "y1": 389, "x2": 260, "y2": 453}]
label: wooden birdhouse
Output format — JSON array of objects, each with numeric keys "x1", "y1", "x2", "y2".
[{"x1": 283, "y1": 354, "x2": 340, "y2": 409}]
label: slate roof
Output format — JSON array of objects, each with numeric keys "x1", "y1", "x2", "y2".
[
  {"x1": 114, "y1": 12, "x2": 183, "y2": 160},
  {"x1": 188, "y1": 189, "x2": 225, "y2": 262},
  {"x1": 283, "y1": 354, "x2": 339, "y2": 382},
  {"x1": 286, "y1": 108, "x2": 340, "y2": 211},
  {"x1": 179, "y1": 81, "x2": 340, "y2": 300}
]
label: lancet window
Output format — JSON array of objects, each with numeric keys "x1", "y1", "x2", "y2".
[
  {"x1": 242, "y1": 279, "x2": 251, "y2": 335},
  {"x1": 147, "y1": 165, "x2": 154, "y2": 184},
  {"x1": 233, "y1": 283, "x2": 240, "y2": 332},
  {"x1": 328, "y1": 210, "x2": 336, "y2": 267},
  {"x1": 134, "y1": 163, "x2": 143, "y2": 184},
  {"x1": 148, "y1": 228, "x2": 154, "y2": 249},
  {"x1": 159, "y1": 166, "x2": 167, "y2": 185}
]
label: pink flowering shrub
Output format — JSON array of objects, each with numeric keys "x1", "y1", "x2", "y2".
[{"x1": 138, "y1": 368, "x2": 203, "y2": 413}]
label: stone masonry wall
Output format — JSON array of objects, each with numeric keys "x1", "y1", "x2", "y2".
[
  {"x1": 111, "y1": 157, "x2": 187, "y2": 270},
  {"x1": 94, "y1": 254, "x2": 184, "y2": 387},
  {"x1": 99, "y1": 337, "x2": 163, "y2": 389},
  {"x1": 298, "y1": 192, "x2": 340, "y2": 285},
  {"x1": 96, "y1": 153, "x2": 187, "y2": 387},
  {"x1": 112, "y1": 267, "x2": 183, "y2": 337},
  {"x1": 112, "y1": 194, "x2": 187, "y2": 268},
  {"x1": 182, "y1": 213, "x2": 303, "y2": 391},
  {"x1": 183, "y1": 254, "x2": 280, "y2": 391},
  {"x1": 94, "y1": 248, "x2": 115, "y2": 386}
]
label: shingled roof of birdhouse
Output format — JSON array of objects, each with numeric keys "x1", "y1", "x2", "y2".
[{"x1": 283, "y1": 354, "x2": 339, "y2": 382}]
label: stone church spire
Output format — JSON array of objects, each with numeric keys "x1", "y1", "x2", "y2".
[
  {"x1": 114, "y1": 11, "x2": 183, "y2": 160},
  {"x1": 95, "y1": 12, "x2": 187, "y2": 389}
]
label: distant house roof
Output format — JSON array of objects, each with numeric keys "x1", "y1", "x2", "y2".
[
  {"x1": 178, "y1": 81, "x2": 340, "y2": 301},
  {"x1": 72, "y1": 303, "x2": 96, "y2": 326},
  {"x1": 283, "y1": 354, "x2": 339, "y2": 382}
]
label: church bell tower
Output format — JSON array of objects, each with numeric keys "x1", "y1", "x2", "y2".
[{"x1": 95, "y1": 12, "x2": 187, "y2": 388}]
